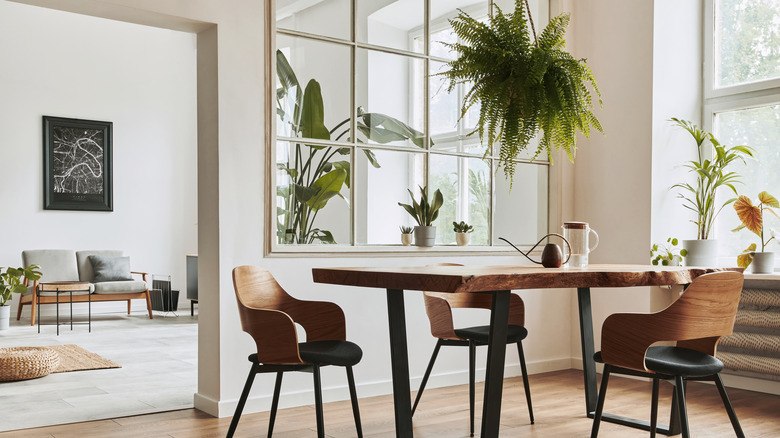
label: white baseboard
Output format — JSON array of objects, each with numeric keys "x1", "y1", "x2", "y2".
[{"x1": 206, "y1": 357, "x2": 573, "y2": 418}]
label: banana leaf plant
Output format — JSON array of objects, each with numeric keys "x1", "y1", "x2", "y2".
[{"x1": 276, "y1": 50, "x2": 425, "y2": 244}]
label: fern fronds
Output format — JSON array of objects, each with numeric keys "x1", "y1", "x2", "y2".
[{"x1": 439, "y1": 0, "x2": 603, "y2": 183}]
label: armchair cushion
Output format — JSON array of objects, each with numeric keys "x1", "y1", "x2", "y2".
[
  {"x1": 93, "y1": 280, "x2": 147, "y2": 294},
  {"x1": 298, "y1": 340, "x2": 363, "y2": 367},
  {"x1": 88, "y1": 255, "x2": 133, "y2": 283},
  {"x1": 644, "y1": 346, "x2": 724, "y2": 378},
  {"x1": 454, "y1": 324, "x2": 529, "y2": 344}
]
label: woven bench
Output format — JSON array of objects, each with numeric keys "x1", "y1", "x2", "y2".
[{"x1": 0, "y1": 347, "x2": 60, "y2": 381}]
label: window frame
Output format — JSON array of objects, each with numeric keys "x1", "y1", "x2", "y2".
[
  {"x1": 265, "y1": 0, "x2": 558, "y2": 256},
  {"x1": 703, "y1": 0, "x2": 780, "y2": 252}
]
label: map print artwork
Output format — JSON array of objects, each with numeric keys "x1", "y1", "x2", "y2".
[{"x1": 51, "y1": 126, "x2": 104, "y2": 195}]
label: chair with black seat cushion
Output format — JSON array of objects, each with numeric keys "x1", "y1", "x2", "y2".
[
  {"x1": 228, "y1": 265, "x2": 363, "y2": 438},
  {"x1": 590, "y1": 271, "x2": 745, "y2": 438},
  {"x1": 412, "y1": 263, "x2": 533, "y2": 436}
]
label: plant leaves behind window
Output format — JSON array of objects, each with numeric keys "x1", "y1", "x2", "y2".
[
  {"x1": 737, "y1": 243, "x2": 757, "y2": 268},
  {"x1": 276, "y1": 50, "x2": 302, "y2": 128},
  {"x1": 309, "y1": 229, "x2": 336, "y2": 244},
  {"x1": 359, "y1": 112, "x2": 425, "y2": 148},
  {"x1": 331, "y1": 161, "x2": 351, "y2": 188},
  {"x1": 441, "y1": 0, "x2": 602, "y2": 183},
  {"x1": 362, "y1": 149, "x2": 380, "y2": 168},
  {"x1": 306, "y1": 168, "x2": 348, "y2": 210},
  {"x1": 734, "y1": 195, "x2": 762, "y2": 236},
  {"x1": 301, "y1": 79, "x2": 330, "y2": 140}
]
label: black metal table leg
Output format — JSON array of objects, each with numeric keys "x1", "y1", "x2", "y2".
[
  {"x1": 386, "y1": 289, "x2": 413, "y2": 438},
  {"x1": 480, "y1": 290, "x2": 510, "y2": 438},
  {"x1": 577, "y1": 287, "x2": 598, "y2": 414}
]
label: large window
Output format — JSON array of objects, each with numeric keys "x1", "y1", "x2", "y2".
[
  {"x1": 272, "y1": 0, "x2": 550, "y2": 251},
  {"x1": 705, "y1": 0, "x2": 780, "y2": 257}
]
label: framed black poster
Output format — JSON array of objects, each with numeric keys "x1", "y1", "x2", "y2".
[{"x1": 43, "y1": 116, "x2": 113, "y2": 211}]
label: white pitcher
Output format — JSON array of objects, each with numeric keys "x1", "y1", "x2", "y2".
[{"x1": 562, "y1": 221, "x2": 599, "y2": 268}]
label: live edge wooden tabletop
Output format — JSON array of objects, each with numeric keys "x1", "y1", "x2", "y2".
[{"x1": 311, "y1": 264, "x2": 741, "y2": 294}]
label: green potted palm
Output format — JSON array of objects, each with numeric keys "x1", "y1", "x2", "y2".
[
  {"x1": 0, "y1": 265, "x2": 42, "y2": 330},
  {"x1": 398, "y1": 186, "x2": 444, "y2": 247},
  {"x1": 670, "y1": 118, "x2": 755, "y2": 266},
  {"x1": 440, "y1": 0, "x2": 603, "y2": 183},
  {"x1": 733, "y1": 191, "x2": 779, "y2": 273}
]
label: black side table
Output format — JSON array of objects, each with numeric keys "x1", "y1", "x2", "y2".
[{"x1": 37, "y1": 281, "x2": 91, "y2": 335}]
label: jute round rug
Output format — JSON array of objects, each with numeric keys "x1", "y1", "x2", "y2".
[{"x1": 47, "y1": 344, "x2": 121, "y2": 373}]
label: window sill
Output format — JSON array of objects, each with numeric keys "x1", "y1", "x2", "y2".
[{"x1": 266, "y1": 244, "x2": 534, "y2": 258}]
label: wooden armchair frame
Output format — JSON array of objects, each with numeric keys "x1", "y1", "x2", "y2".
[
  {"x1": 229, "y1": 265, "x2": 361, "y2": 438},
  {"x1": 592, "y1": 271, "x2": 745, "y2": 438},
  {"x1": 413, "y1": 263, "x2": 533, "y2": 436}
]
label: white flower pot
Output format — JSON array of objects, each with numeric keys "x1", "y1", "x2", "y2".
[
  {"x1": 0, "y1": 305, "x2": 10, "y2": 330},
  {"x1": 455, "y1": 232, "x2": 470, "y2": 246},
  {"x1": 414, "y1": 226, "x2": 436, "y2": 247},
  {"x1": 683, "y1": 239, "x2": 719, "y2": 267},
  {"x1": 751, "y1": 251, "x2": 775, "y2": 274},
  {"x1": 401, "y1": 234, "x2": 413, "y2": 246}
]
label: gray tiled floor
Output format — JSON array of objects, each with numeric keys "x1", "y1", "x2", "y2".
[{"x1": 0, "y1": 306, "x2": 197, "y2": 432}]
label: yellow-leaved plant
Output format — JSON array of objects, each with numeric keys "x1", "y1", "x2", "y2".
[{"x1": 733, "y1": 191, "x2": 780, "y2": 268}]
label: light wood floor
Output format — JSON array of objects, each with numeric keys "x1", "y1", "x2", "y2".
[{"x1": 3, "y1": 369, "x2": 779, "y2": 437}]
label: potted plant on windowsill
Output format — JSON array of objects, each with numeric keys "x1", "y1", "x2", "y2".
[
  {"x1": 399, "y1": 226, "x2": 413, "y2": 246},
  {"x1": 439, "y1": 0, "x2": 603, "y2": 184},
  {"x1": 398, "y1": 186, "x2": 444, "y2": 247},
  {"x1": 0, "y1": 265, "x2": 42, "y2": 330},
  {"x1": 453, "y1": 221, "x2": 474, "y2": 246},
  {"x1": 733, "y1": 191, "x2": 779, "y2": 273},
  {"x1": 650, "y1": 237, "x2": 688, "y2": 266},
  {"x1": 670, "y1": 118, "x2": 755, "y2": 266}
]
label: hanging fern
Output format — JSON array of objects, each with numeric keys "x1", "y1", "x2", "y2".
[{"x1": 441, "y1": 0, "x2": 603, "y2": 182}]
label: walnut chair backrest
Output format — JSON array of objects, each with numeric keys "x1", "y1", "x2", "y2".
[
  {"x1": 422, "y1": 263, "x2": 525, "y2": 340},
  {"x1": 232, "y1": 265, "x2": 346, "y2": 365},
  {"x1": 601, "y1": 271, "x2": 743, "y2": 372}
]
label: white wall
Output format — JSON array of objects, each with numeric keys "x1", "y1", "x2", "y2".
[{"x1": 0, "y1": 1, "x2": 198, "y2": 314}]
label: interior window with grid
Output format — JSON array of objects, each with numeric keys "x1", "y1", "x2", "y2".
[
  {"x1": 707, "y1": 0, "x2": 780, "y2": 256},
  {"x1": 273, "y1": 0, "x2": 549, "y2": 250}
]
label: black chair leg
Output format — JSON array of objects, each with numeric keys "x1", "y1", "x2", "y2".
[
  {"x1": 516, "y1": 341, "x2": 534, "y2": 424},
  {"x1": 267, "y1": 371, "x2": 284, "y2": 438},
  {"x1": 713, "y1": 373, "x2": 745, "y2": 438},
  {"x1": 674, "y1": 376, "x2": 690, "y2": 438},
  {"x1": 313, "y1": 365, "x2": 325, "y2": 438},
  {"x1": 650, "y1": 378, "x2": 659, "y2": 438},
  {"x1": 468, "y1": 340, "x2": 476, "y2": 437},
  {"x1": 227, "y1": 362, "x2": 259, "y2": 438},
  {"x1": 590, "y1": 364, "x2": 611, "y2": 438},
  {"x1": 412, "y1": 339, "x2": 443, "y2": 415},
  {"x1": 346, "y1": 366, "x2": 364, "y2": 438}
]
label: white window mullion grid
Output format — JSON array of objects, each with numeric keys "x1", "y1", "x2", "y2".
[{"x1": 268, "y1": 0, "x2": 552, "y2": 252}]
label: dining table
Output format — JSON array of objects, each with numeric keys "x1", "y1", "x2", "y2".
[{"x1": 311, "y1": 263, "x2": 735, "y2": 437}]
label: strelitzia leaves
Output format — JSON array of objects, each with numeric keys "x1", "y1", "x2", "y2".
[
  {"x1": 301, "y1": 80, "x2": 330, "y2": 140},
  {"x1": 307, "y1": 168, "x2": 347, "y2": 210}
]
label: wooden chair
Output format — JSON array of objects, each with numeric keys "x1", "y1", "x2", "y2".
[
  {"x1": 412, "y1": 263, "x2": 534, "y2": 436},
  {"x1": 228, "y1": 265, "x2": 363, "y2": 438},
  {"x1": 591, "y1": 271, "x2": 745, "y2": 438}
]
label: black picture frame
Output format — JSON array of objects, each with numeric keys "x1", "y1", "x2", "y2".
[{"x1": 43, "y1": 116, "x2": 113, "y2": 211}]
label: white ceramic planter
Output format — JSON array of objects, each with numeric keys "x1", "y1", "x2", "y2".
[
  {"x1": 683, "y1": 239, "x2": 719, "y2": 267},
  {"x1": 751, "y1": 251, "x2": 775, "y2": 274},
  {"x1": 0, "y1": 305, "x2": 10, "y2": 330},
  {"x1": 455, "y1": 232, "x2": 470, "y2": 246},
  {"x1": 414, "y1": 226, "x2": 436, "y2": 247},
  {"x1": 400, "y1": 233, "x2": 413, "y2": 246}
]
